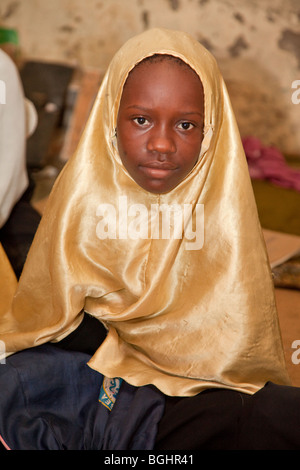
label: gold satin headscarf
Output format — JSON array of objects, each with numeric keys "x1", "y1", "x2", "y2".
[
  {"x1": 0, "y1": 244, "x2": 17, "y2": 314},
  {"x1": 0, "y1": 28, "x2": 290, "y2": 395}
]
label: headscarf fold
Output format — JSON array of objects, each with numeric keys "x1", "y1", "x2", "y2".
[
  {"x1": 0, "y1": 244, "x2": 17, "y2": 314},
  {"x1": 0, "y1": 28, "x2": 290, "y2": 395}
]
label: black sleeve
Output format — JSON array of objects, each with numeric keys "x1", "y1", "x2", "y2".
[{"x1": 54, "y1": 313, "x2": 108, "y2": 356}]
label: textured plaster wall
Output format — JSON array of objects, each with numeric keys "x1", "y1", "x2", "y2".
[{"x1": 0, "y1": 0, "x2": 299, "y2": 157}]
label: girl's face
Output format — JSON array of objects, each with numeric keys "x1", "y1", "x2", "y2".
[{"x1": 116, "y1": 57, "x2": 205, "y2": 194}]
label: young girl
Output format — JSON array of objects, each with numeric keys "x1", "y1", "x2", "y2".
[{"x1": 0, "y1": 28, "x2": 298, "y2": 450}]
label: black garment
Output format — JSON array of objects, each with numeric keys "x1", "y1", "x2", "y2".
[
  {"x1": 1, "y1": 315, "x2": 103, "y2": 452},
  {"x1": 0, "y1": 344, "x2": 165, "y2": 450},
  {"x1": 54, "y1": 314, "x2": 300, "y2": 450},
  {"x1": 55, "y1": 313, "x2": 108, "y2": 356},
  {"x1": 2, "y1": 313, "x2": 299, "y2": 450},
  {"x1": 155, "y1": 382, "x2": 300, "y2": 450},
  {"x1": 0, "y1": 186, "x2": 41, "y2": 279}
]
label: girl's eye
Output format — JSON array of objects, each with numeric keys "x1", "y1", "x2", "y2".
[
  {"x1": 178, "y1": 122, "x2": 194, "y2": 131},
  {"x1": 133, "y1": 117, "x2": 148, "y2": 126}
]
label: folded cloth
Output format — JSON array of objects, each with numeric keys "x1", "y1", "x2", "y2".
[
  {"x1": 243, "y1": 136, "x2": 300, "y2": 192},
  {"x1": 0, "y1": 344, "x2": 165, "y2": 450}
]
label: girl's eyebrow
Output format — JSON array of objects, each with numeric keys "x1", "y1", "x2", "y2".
[
  {"x1": 125, "y1": 105, "x2": 204, "y2": 117},
  {"x1": 125, "y1": 105, "x2": 150, "y2": 111}
]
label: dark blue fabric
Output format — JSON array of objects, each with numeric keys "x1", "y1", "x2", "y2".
[{"x1": 0, "y1": 344, "x2": 165, "y2": 450}]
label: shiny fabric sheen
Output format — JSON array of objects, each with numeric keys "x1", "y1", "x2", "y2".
[
  {"x1": 0, "y1": 28, "x2": 290, "y2": 395},
  {"x1": 0, "y1": 243, "x2": 17, "y2": 313}
]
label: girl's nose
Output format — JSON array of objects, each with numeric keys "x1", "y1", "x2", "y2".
[{"x1": 147, "y1": 126, "x2": 176, "y2": 156}]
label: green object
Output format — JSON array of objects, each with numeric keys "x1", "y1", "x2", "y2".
[
  {"x1": 0, "y1": 27, "x2": 19, "y2": 45},
  {"x1": 252, "y1": 179, "x2": 300, "y2": 236}
]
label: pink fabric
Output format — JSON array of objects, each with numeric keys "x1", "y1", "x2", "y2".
[
  {"x1": 0, "y1": 433, "x2": 10, "y2": 450},
  {"x1": 242, "y1": 136, "x2": 300, "y2": 192}
]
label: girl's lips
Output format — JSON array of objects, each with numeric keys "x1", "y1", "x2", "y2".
[
  {"x1": 139, "y1": 163, "x2": 177, "y2": 179},
  {"x1": 142, "y1": 168, "x2": 174, "y2": 179},
  {"x1": 144, "y1": 161, "x2": 177, "y2": 170}
]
